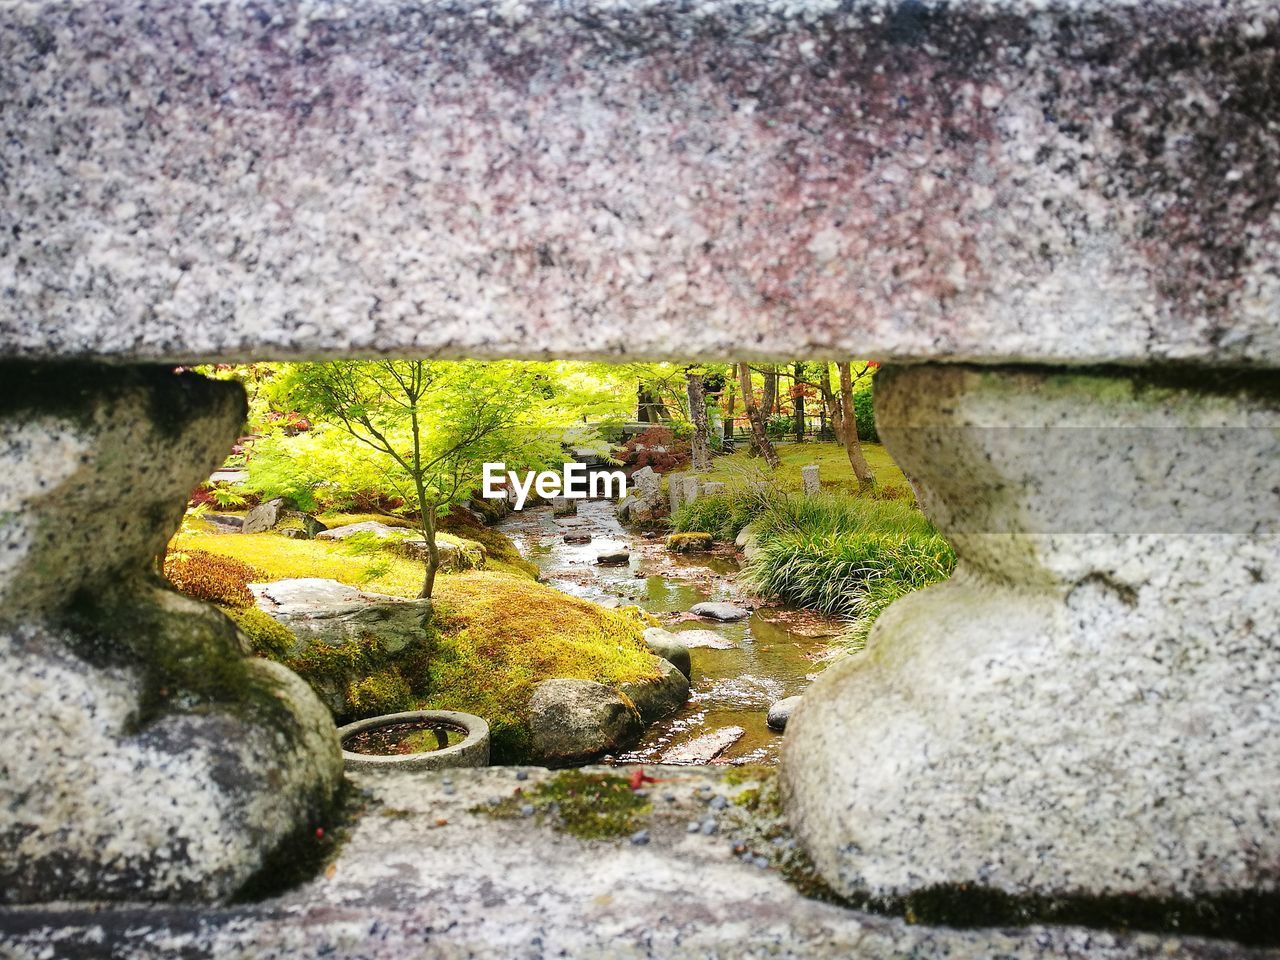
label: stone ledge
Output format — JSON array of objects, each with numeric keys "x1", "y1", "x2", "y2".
[
  {"x1": 1, "y1": 0, "x2": 1277, "y2": 366},
  {"x1": 0, "y1": 766, "x2": 1271, "y2": 959}
]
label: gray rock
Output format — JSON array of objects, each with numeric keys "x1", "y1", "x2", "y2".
[
  {"x1": 316, "y1": 520, "x2": 410, "y2": 541},
  {"x1": 241, "y1": 497, "x2": 287, "y2": 534},
  {"x1": 595, "y1": 549, "x2": 631, "y2": 566},
  {"x1": 619, "y1": 658, "x2": 691, "y2": 725},
  {"x1": 662, "y1": 727, "x2": 745, "y2": 764},
  {"x1": 394, "y1": 538, "x2": 486, "y2": 572},
  {"x1": 0, "y1": 369, "x2": 340, "y2": 902},
  {"x1": 766, "y1": 696, "x2": 803, "y2": 732},
  {"x1": 642, "y1": 627, "x2": 692, "y2": 679},
  {"x1": 551, "y1": 496, "x2": 577, "y2": 517},
  {"x1": 674, "y1": 629, "x2": 737, "y2": 650},
  {"x1": 564, "y1": 532, "x2": 592, "y2": 544},
  {"x1": 702, "y1": 481, "x2": 726, "y2": 497},
  {"x1": 801, "y1": 464, "x2": 820, "y2": 497},
  {"x1": 205, "y1": 513, "x2": 244, "y2": 532},
  {"x1": 733, "y1": 523, "x2": 762, "y2": 561},
  {"x1": 667, "y1": 472, "x2": 687, "y2": 514},
  {"x1": 527, "y1": 679, "x2": 643, "y2": 766},
  {"x1": 690, "y1": 601, "x2": 750, "y2": 622},
  {"x1": 630, "y1": 466, "x2": 661, "y2": 500}
]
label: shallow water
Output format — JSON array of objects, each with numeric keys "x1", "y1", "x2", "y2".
[{"x1": 496, "y1": 499, "x2": 838, "y2": 765}]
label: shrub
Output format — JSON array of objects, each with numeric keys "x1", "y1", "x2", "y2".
[
  {"x1": 669, "y1": 490, "x2": 767, "y2": 542},
  {"x1": 619, "y1": 426, "x2": 690, "y2": 474},
  {"x1": 765, "y1": 414, "x2": 794, "y2": 439},
  {"x1": 741, "y1": 493, "x2": 955, "y2": 649},
  {"x1": 852, "y1": 385, "x2": 878, "y2": 443},
  {"x1": 164, "y1": 549, "x2": 263, "y2": 609}
]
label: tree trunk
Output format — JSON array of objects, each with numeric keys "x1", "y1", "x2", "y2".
[
  {"x1": 793, "y1": 362, "x2": 805, "y2": 443},
  {"x1": 687, "y1": 371, "x2": 711, "y2": 472},
  {"x1": 837, "y1": 362, "x2": 875, "y2": 491},
  {"x1": 416, "y1": 499, "x2": 440, "y2": 599},
  {"x1": 738, "y1": 362, "x2": 781, "y2": 469},
  {"x1": 820, "y1": 363, "x2": 844, "y2": 443},
  {"x1": 762, "y1": 365, "x2": 778, "y2": 419}
]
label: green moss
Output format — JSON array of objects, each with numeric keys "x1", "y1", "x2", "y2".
[
  {"x1": 225, "y1": 605, "x2": 296, "y2": 660},
  {"x1": 478, "y1": 771, "x2": 651, "y2": 840},
  {"x1": 666, "y1": 532, "x2": 713, "y2": 552},
  {"x1": 346, "y1": 672, "x2": 414, "y2": 717}
]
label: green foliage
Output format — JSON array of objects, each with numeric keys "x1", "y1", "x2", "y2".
[
  {"x1": 741, "y1": 493, "x2": 955, "y2": 648},
  {"x1": 852, "y1": 383, "x2": 878, "y2": 443},
  {"x1": 669, "y1": 492, "x2": 761, "y2": 541},
  {"x1": 346, "y1": 673, "x2": 414, "y2": 717},
  {"x1": 163, "y1": 549, "x2": 261, "y2": 609}
]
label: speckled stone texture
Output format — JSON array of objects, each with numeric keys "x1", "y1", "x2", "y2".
[
  {"x1": 783, "y1": 365, "x2": 1280, "y2": 902},
  {"x1": 0, "y1": 365, "x2": 343, "y2": 902},
  {"x1": 1, "y1": 0, "x2": 1278, "y2": 365},
  {"x1": 0, "y1": 766, "x2": 1273, "y2": 959}
]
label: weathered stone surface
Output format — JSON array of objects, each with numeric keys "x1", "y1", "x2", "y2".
[
  {"x1": 667, "y1": 472, "x2": 687, "y2": 515},
  {"x1": 3, "y1": 1, "x2": 1279, "y2": 368},
  {"x1": 595, "y1": 548, "x2": 631, "y2": 566},
  {"x1": 564, "y1": 532, "x2": 592, "y2": 544},
  {"x1": 691, "y1": 601, "x2": 750, "y2": 622},
  {"x1": 252, "y1": 578, "x2": 431, "y2": 658},
  {"x1": 734, "y1": 523, "x2": 762, "y2": 561},
  {"x1": 0, "y1": 367, "x2": 341, "y2": 902},
  {"x1": 316, "y1": 521, "x2": 408, "y2": 541},
  {"x1": 674, "y1": 629, "x2": 737, "y2": 650},
  {"x1": 3, "y1": 766, "x2": 1265, "y2": 960},
  {"x1": 801, "y1": 465, "x2": 821, "y2": 497},
  {"x1": 241, "y1": 496, "x2": 287, "y2": 534},
  {"x1": 619, "y1": 658, "x2": 691, "y2": 725},
  {"x1": 785, "y1": 364, "x2": 1280, "y2": 903},
  {"x1": 394, "y1": 537, "x2": 486, "y2": 572},
  {"x1": 767, "y1": 696, "x2": 802, "y2": 732},
  {"x1": 702, "y1": 481, "x2": 726, "y2": 497},
  {"x1": 528, "y1": 679, "x2": 643, "y2": 766},
  {"x1": 551, "y1": 497, "x2": 577, "y2": 517},
  {"x1": 642, "y1": 627, "x2": 692, "y2": 679},
  {"x1": 630, "y1": 466, "x2": 660, "y2": 500},
  {"x1": 662, "y1": 727, "x2": 745, "y2": 764}
]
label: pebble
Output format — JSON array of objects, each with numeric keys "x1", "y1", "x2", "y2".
[
  {"x1": 516, "y1": 770, "x2": 529, "y2": 781},
  {"x1": 709, "y1": 795, "x2": 728, "y2": 810},
  {"x1": 442, "y1": 785, "x2": 456, "y2": 796},
  {"x1": 520, "y1": 804, "x2": 535, "y2": 817},
  {"x1": 753, "y1": 856, "x2": 770, "y2": 869},
  {"x1": 687, "y1": 821, "x2": 701, "y2": 834},
  {"x1": 442, "y1": 777, "x2": 453, "y2": 786},
  {"x1": 663, "y1": 793, "x2": 678, "y2": 803},
  {"x1": 630, "y1": 830, "x2": 650, "y2": 846},
  {"x1": 701, "y1": 819, "x2": 718, "y2": 836}
]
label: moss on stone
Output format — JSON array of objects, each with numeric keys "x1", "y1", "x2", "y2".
[
  {"x1": 478, "y1": 771, "x2": 651, "y2": 840},
  {"x1": 225, "y1": 605, "x2": 295, "y2": 660},
  {"x1": 666, "y1": 532, "x2": 713, "y2": 552}
]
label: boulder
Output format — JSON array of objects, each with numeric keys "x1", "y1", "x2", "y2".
[
  {"x1": 241, "y1": 497, "x2": 287, "y2": 534},
  {"x1": 674, "y1": 629, "x2": 737, "y2": 650},
  {"x1": 667, "y1": 532, "x2": 712, "y2": 553},
  {"x1": 276, "y1": 511, "x2": 328, "y2": 540},
  {"x1": 767, "y1": 696, "x2": 803, "y2": 732},
  {"x1": 734, "y1": 523, "x2": 761, "y2": 561},
  {"x1": 527, "y1": 679, "x2": 643, "y2": 766},
  {"x1": 205, "y1": 513, "x2": 244, "y2": 533},
  {"x1": 690, "y1": 601, "x2": 750, "y2": 622},
  {"x1": 630, "y1": 465, "x2": 661, "y2": 500},
  {"x1": 642, "y1": 627, "x2": 692, "y2": 679},
  {"x1": 394, "y1": 537, "x2": 486, "y2": 572},
  {"x1": 316, "y1": 520, "x2": 409, "y2": 541},
  {"x1": 250, "y1": 578, "x2": 433, "y2": 715},
  {"x1": 564, "y1": 532, "x2": 592, "y2": 545},
  {"x1": 661, "y1": 726, "x2": 744, "y2": 764},
  {"x1": 596, "y1": 548, "x2": 631, "y2": 566},
  {"x1": 619, "y1": 658, "x2": 690, "y2": 725},
  {"x1": 551, "y1": 497, "x2": 577, "y2": 517}
]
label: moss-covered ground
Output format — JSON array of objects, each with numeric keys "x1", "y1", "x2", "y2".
[
  {"x1": 170, "y1": 521, "x2": 657, "y2": 760},
  {"x1": 699, "y1": 441, "x2": 910, "y2": 497}
]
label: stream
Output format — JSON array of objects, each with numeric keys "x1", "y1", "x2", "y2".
[{"x1": 496, "y1": 499, "x2": 842, "y2": 765}]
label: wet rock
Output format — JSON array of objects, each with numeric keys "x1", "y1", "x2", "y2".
[
  {"x1": 674, "y1": 629, "x2": 737, "y2": 650},
  {"x1": 662, "y1": 727, "x2": 745, "y2": 764},
  {"x1": 551, "y1": 497, "x2": 577, "y2": 517},
  {"x1": 564, "y1": 532, "x2": 592, "y2": 544},
  {"x1": 767, "y1": 696, "x2": 803, "y2": 732},
  {"x1": 642, "y1": 627, "x2": 692, "y2": 679},
  {"x1": 619, "y1": 658, "x2": 691, "y2": 724},
  {"x1": 528, "y1": 679, "x2": 643, "y2": 766},
  {"x1": 691, "y1": 601, "x2": 750, "y2": 622},
  {"x1": 596, "y1": 548, "x2": 631, "y2": 566},
  {"x1": 666, "y1": 532, "x2": 712, "y2": 553}
]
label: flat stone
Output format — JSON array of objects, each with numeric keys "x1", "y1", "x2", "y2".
[
  {"x1": 2, "y1": 2, "x2": 1277, "y2": 368},
  {"x1": 564, "y1": 532, "x2": 592, "y2": 544},
  {"x1": 316, "y1": 521, "x2": 411, "y2": 541},
  {"x1": 690, "y1": 601, "x2": 750, "y2": 622},
  {"x1": 674, "y1": 629, "x2": 737, "y2": 650},
  {"x1": 595, "y1": 549, "x2": 631, "y2": 566},
  {"x1": 767, "y1": 697, "x2": 803, "y2": 733},
  {"x1": 0, "y1": 766, "x2": 1250, "y2": 960},
  {"x1": 661, "y1": 727, "x2": 745, "y2": 764}
]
